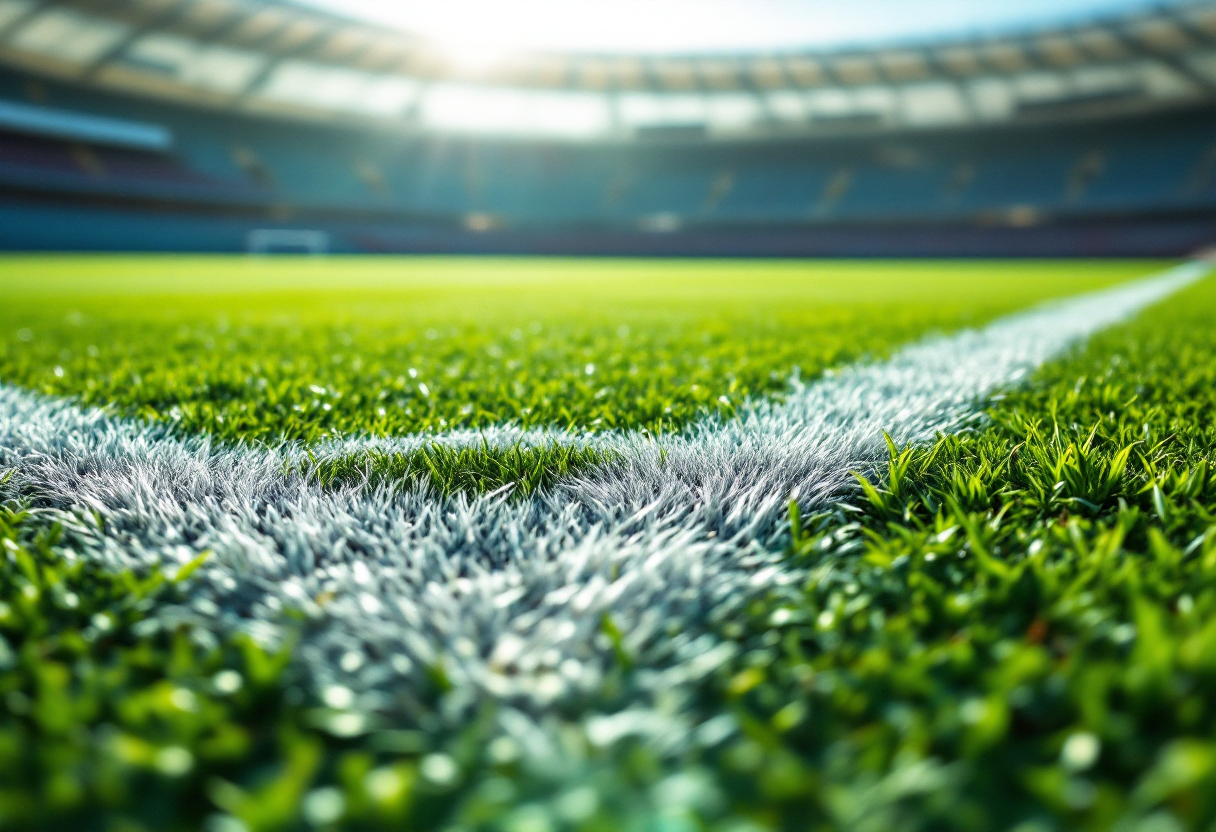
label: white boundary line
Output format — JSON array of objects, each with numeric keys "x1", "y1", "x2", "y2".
[{"x1": 0, "y1": 263, "x2": 1205, "y2": 721}]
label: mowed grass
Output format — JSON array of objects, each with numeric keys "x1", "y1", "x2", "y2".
[
  {"x1": 0, "y1": 257, "x2": 1157, "y2": 446},
  {"x1": 0, "y1": 262, "x2": 1211, "y2": 831},
  {"x1": 707, "y1": 275, "x2": 1216, "y2": 830}
]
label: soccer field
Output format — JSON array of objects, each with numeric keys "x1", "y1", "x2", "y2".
[{"x1": 1, "y1": 256, "x2": 1214, "y2": 831}]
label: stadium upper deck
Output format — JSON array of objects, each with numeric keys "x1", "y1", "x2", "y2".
[{"x1": 1, "y1": 0, "x2": 1215, "y2": 140}]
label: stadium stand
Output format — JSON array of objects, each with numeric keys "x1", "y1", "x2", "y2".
[{"x1": 0, "y1": 0, "x2": 1215, "y2": 255}]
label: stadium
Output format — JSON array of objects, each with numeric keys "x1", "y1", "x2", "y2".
[
  {"x1": 2, "y1": 1, "x2": 1216, "y2": 830},
  {"x1": 1, "y1": 0, "x2": 1216, "y2": 254}
]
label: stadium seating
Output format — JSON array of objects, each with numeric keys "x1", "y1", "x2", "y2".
[{"x1": 0, "y1": 65, "x2": 1214, "y2": 255}]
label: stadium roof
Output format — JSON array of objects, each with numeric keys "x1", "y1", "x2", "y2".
[
  {"x1": 0, "y1": 0, "x2": 1215, "y2": 140},
  {"x1": 304, "y1": 0, "x2": 1171, "y2": 57}
]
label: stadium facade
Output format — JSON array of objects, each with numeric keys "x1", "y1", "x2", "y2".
[{"x1": 0, "y1": 0, "x2": 1214, "y2": 255}]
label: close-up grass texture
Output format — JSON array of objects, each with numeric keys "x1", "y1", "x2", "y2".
[
  {"x1": 0, "y1": 255, "x2": 1211, "y2": 832},
  {"x1": 302, "y1": 442, "x2": 615, "y2": 499}
]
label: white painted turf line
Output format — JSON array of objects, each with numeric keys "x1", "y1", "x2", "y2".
[{"x1": 0, "y1": 263, "x2": 1204, "y2": 728}]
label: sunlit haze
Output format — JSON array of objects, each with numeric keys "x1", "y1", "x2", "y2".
[{"x1": 303, "y1": 0, "x2": 1164, "y2": 60}]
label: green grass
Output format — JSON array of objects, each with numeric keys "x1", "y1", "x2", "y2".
[
  {"x1": 3, "y1": 256, "x2": 1211, "y2": 831},
  {"x1": 0, "y1": 256, "x2": 1153, "y2": 444},
  {"x1": 694, "y1": 275, "x2": 1216, "y2": 831},
  {"x1": 304, "y1": 443, "x2": 614, "y2": 499},
  {"x1": 0, "y1": 505, "x2": 302, "y2": 830},
  {"x1": 0, "y1": 504, "x2": 460, "y2": 831}
]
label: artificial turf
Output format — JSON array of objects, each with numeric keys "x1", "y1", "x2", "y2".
[
  {"x1": 303, "y1": 442, "x2": 615, "y2": 499},
  {"x1": 0, "y1": 256, "x2": 1208, "y2": 831},
  {"x1": 702, "y1": 273, "x2": 1216, "y2": 831},
  {"x1": 0, "y1": 257, "x2": 1149, "y2": 445}
]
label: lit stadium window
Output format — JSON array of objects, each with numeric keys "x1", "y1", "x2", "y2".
[
  {"x1": 853, "y1": 86, "x2": 898, "y2": 118},
  {"x1": 1015, "y1": 70, "x2": 1072, "y2": 103},
  {"x1": 705, "y1": 94, "x2": 764, "y2": 132},
  {"x1": 260, "y1": 62, "x2": 370, "y2": 110},
  {"x1": 617, "y1": 93, "x2": 709, "y2": 130},
  {"x1": 764, "y1": 90, "x2": 811, "y2": 122},
  {"x1": 968, "y1": 77, "x2": 1018, "y2": 120},
  {"x1": 124, "y1": 35, "x2": 267, "y2": 94},
  {"x1": 803, "y1": 87, "x2": 847, "y2": 116},
  {"x1": 254, "y1": 61, "x2": 421, "y2": 117},
  {"x1": 6, "y1": 9, "x2": 128, "y2": 65},
  {"x1": 360, "y1": 77, "x2": 424, "y2": 116},
  {"x1": 899, "y1": 82, "x2": 969, "y2": 126},
  {"x1": 617, "y1": 92, "x2": 677, "y2": 127},
  {"x1": 420, "y1": 84, "x2": 611, "y2": 137}
]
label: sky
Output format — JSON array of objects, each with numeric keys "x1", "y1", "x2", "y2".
[{"x1": 302, "y1": 0, "x2": 1166, "y2": 60}]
